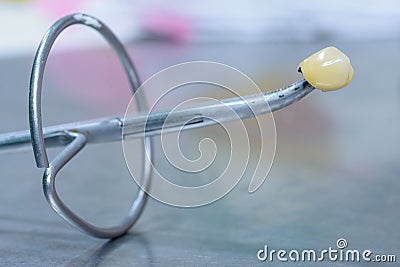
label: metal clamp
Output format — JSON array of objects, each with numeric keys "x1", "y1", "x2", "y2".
[{"x1": 29, "y1": 13, "x2": 153, "y2": 238}]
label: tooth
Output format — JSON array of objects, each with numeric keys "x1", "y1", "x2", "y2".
[{"x1": 298, "y1": 46, "x2": 354, "y2": 91}]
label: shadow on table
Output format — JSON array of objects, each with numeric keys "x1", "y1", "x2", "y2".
[{"x1": 68, "y1": 233, "x2": 154, "y2": 267}]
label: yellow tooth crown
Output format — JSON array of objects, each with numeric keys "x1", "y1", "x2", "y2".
[{"x1": 298, "y1": 46, "x2": 354, "y2": 91}]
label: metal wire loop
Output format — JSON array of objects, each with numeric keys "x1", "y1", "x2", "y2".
[{"x1": 28, "y1": 13, "x2": 153, "y2": 238}]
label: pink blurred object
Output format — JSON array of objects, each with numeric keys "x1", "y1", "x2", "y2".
[
  {"x1": 45, "y1": 49, "x2": 135, "y2": 115},
  {"x1": 142, "y1": 8, "x2": 193, "y2": 42},
  {"x1": 36, "y1": 0, "x2": 85, "y2": 19}
]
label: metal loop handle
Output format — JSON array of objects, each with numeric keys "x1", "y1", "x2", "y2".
[{"x1": 29, "y1": 13, "x2": 153, "y2": 238}]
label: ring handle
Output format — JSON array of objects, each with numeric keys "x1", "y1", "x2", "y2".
[{"x1": 29, "y1": 13, "x2": 153, "y2": 238}]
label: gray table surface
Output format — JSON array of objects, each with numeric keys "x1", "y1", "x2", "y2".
[{"x1": 0, "y1": 41, "x2": 399, "y2": 266}]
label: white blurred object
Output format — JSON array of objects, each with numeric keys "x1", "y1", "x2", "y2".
[
  {"x1": 91, "y1": 0, "x2": 400, "y2": 42},
  {"x1": 0, "y1": 0, "x2": 400, "y2": 57}
]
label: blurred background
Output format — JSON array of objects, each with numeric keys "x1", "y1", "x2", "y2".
[
  {"x1": 1, "y1": 0, "x2": 400, "y2": 56},
  {"x1": 0, "y1": 0, "x2": 399, "y2": 266}
]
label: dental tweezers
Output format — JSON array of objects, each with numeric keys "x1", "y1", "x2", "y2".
[{"x1": 0, "y1": 13, "x2": 315, "y2": 239}]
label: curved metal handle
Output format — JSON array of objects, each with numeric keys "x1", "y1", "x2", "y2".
[
  {"x1": 29, "y1": 13, "x2": 153, "y2": 238},
  {"x1": 29, "y1": 13, "x2": 145, "y2": 168}
]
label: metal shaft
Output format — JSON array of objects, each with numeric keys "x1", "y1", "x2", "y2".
[{"x1": 0, "y1": 79, "x2": 313, "y2": 153}]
